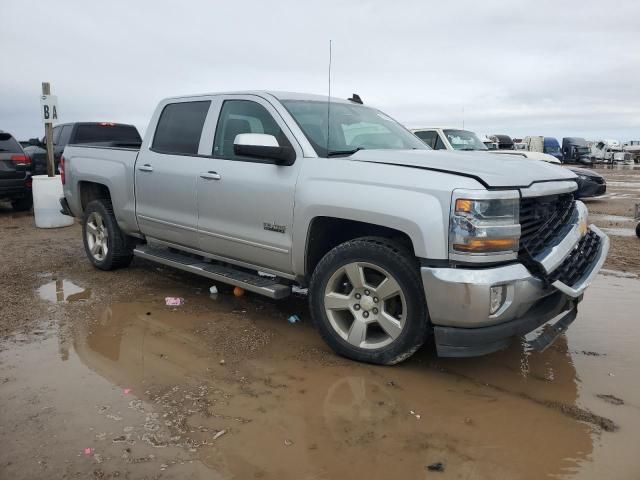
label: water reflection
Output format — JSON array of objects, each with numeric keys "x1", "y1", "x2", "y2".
[
  {"x1": 38, "y1": 279, "x2": 91, "y2": 303},
  {"x1": 69, "y1": 301, "x2": 597, "y2": 479}
]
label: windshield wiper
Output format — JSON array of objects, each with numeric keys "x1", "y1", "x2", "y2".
[{"x1": 327, "y1": 147, "x2": 365, "y2": 157}]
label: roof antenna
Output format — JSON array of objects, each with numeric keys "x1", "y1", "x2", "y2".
[
  {"x1": 326, "y1": 39, "x2": 332, "y2": 154},
  {"x1": 348, "y1": 93, "x2": 363, "y2": 104}
]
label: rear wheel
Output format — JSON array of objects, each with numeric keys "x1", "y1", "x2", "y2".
[
  {"x1": 11, "y1": 196, "x2": 33, "y2": 212},
  {"x1": 83, "y1": 199, "x2": 133, "y2": 270},
  {"x1": 636, "y1": 223, "x2": 640, "y2": 238},
  {"x1": 309, "y1": 237, "x2": 429, "y2": 365}
]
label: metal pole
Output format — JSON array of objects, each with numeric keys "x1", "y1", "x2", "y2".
[{"x1": 42, "y1": 82, "x2": 55, "y2": 177}]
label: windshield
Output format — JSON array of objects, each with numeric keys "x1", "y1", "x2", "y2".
[
  {"x1": 442, "y1": 129, "x2": 487, "y2": 150},
  {"x1": 544, "y1": 145, "x2": 561, "y2": 154},
  {"x1": 281, "y1": 100, "x2": 427, "y2": 157}
]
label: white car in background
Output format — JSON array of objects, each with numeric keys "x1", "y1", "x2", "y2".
[{"x1": 411, "y1": 127, "x2": 560, "y2": 163}]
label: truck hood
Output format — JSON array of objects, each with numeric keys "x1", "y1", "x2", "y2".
[{"x1": 350, "y1": 149, "x2": 577, "y2": 188}]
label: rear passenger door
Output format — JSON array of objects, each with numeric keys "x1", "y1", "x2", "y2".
[{"x1": 135, "y1": 100, "x2": 212, "y2": 248}]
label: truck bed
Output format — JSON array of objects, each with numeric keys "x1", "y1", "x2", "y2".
[{"x1": 62, "y1": 144, "x2": 140, "y2": 235}]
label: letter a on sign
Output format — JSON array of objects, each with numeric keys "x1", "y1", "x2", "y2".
[{"x1": 40, "y1": 95, "x2": 59, "y2": 124}]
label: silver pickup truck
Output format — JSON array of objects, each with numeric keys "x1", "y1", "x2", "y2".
[{"x1": 61, "y1": 91, "x2": 609, "y2": 364}]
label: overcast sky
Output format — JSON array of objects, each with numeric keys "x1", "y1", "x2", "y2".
[{"x1": 2, "y1": 0, "x2": 639, "y2": 141}]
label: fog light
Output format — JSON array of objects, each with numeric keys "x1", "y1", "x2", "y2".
[{"x1": 490, "y1": 285, "x2": 507, "y2": 315}]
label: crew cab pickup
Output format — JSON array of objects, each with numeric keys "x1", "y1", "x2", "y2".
[{"x1": 61, "y1": 91, "x2": 609, "y2": 364}]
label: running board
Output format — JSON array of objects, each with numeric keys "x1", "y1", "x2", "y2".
[{"x1": 133, "y1": 246, "x2": 291, "y2": 299}]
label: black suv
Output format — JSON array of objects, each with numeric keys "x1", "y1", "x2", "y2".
[{"x1": 0, "y1": 130, "x2": 32, "y2": 211}]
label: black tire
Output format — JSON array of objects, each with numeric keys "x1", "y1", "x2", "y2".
[
  {"x1": 309, "y1": 237, "x2": 429, "y2": 365},
  {"x1": 636, "y1": 222, "x2": 640, "y2": 238},
  {"x1": 11, "y1": 196, "x2": 33, "y2": 212},
  {"x1": 82, "y1": 199, "x2": 133, "y2": 270}
]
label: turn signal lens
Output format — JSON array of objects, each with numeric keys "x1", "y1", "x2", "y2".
[{"x1": 453, "y1": 238, "x2": 519, "y2": 253}]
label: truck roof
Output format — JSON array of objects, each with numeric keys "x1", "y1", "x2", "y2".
[{"x1": 162, "y1": 91, "x2": 354, "y2": 104}]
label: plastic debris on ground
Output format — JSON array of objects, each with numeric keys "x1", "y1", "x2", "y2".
[
  {"x1": 83, "y1": 447, "x2": 94, "y2": 455},
  {"x1": 427, "y1": 462, "x2": 445, "y2": 472},
  {"x1": 209, "y1": 285, "x2": 218, "y2": 294},
  {"x1": 165, "y1": 297, "x2": 184, "y2": 306},
  {"x1": 233, "y1": 287, "x2": 245, "y2": 297},
  {"x1": 288, "y1": 314, "x2": 301, "y2": 324},
  {"x1": 284, "y1": 439, "x2": 294, "y2": 446},
  {"x1": 212, "y1": 430, "x2": 227, "y2": 440},
  {"x1": 123, "y1": 388, "x2": 132, "y2": 394}
]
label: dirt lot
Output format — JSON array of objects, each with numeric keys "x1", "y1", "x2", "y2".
[{"x1": 1, "y1": 166, "x2": 639, "y2": 480}]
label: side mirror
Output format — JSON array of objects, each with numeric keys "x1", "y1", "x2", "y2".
[{"x1": 233, "y1": 133, "x2": 295, "y2": 166}]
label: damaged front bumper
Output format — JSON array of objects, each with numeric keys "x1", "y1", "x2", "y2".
[{"x1": 422, "y1": 225, "x2": 609, "y2": 357}]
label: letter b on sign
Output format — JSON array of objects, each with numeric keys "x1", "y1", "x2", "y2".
[{"x1": 40, "y1": 95, "x2": 59, "y2": 124}]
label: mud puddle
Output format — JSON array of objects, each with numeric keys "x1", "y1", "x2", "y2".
[{"x1": 2, "y1": 276, "x2": 640, "y2": 479}]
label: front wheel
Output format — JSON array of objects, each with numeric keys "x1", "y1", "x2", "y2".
[
  {"x1": 309, "y1": 237, "x2": 429, "y2": 365},
  {"x1": 636, "y1": 223, "x2": 640, "y2": 238},
  {"x1": 82, "y1": 199, "x2": 133, "y2": 270}
]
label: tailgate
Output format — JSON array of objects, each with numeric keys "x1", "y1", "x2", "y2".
[{"x1": 0, "y1": 132, "x2": 29, "y2": 180}]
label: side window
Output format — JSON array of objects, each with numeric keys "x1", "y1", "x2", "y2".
[
  {"x1": 52, "y1": 126, "x2": 61, "y2": 145},
  {"x1": 152, "y1": 101, "x2": 211, "y2": 155},
  {"x1": 414, "y1": 131, "x2": 438, "y2": 149},
  {"x1": 434, "y1": 134, "x2": 447, "y2": 150},
  {"x1": 58, "y1": 125, "x2": 73, "y2": 146},
  {"x1": 213, "y1": 100, "x2": 291, "y2": 160}
]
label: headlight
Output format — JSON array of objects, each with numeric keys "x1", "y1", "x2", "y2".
[{"x1": 449, "y1": 189, "x2": 520, "y2": 263}]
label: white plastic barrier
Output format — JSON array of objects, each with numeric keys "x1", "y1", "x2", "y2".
[{"x1": 32, "y1": 175, "x2": 74, "y2": 228}]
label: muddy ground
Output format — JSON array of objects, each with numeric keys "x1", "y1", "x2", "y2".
[{"x1": 1, "y1": 166, "x2": 639, "y2": 480}]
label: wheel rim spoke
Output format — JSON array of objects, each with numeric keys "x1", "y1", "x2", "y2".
[
  {"x1": 87, "y1": 222, "x2": 99, "y2": 236},
  {"x1": 325, "y1": 292, "x2": 352, "y2": 310},
  {"x1": 377, "y1": 312, "x2": 402, "y2": 340},
  {"x1": 91, "y1": 243, "x2": 100, "y2": 255},
  {"x1": 375, "y1": 276, "x2": 401, "y2": 301},
  {"x1": 343, "y1": 263, "x2": 365, "y2": 289},
  {"x1": 347, "y1": 320, "x2": 367, "y2": 347}
]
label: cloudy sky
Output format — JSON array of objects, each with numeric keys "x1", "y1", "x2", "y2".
[{"x1": 2, "y1": 0, "x2": 639, "y2": 141}]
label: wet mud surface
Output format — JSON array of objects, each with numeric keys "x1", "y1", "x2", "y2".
[{"x1": 1, "y1": 168, "x2": 640, "y2": 479}]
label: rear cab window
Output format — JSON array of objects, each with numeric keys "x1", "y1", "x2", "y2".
[
  {"x1": 414, "y1": 130, "x2": 438, "y2": 149},
  {"x1": 152, "y1": 102, "x2": 211, "y2": 155},
  {"x1": 73, "y1": 124, "x2": 142, "y2": 144}
]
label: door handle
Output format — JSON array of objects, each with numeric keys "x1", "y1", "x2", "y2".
[
  {"x1": 138, "y1": 164, "x2": 153, "y2": 172},
  {"x1": 200, "y1": 171, "x2": 221, "y2": 180}
]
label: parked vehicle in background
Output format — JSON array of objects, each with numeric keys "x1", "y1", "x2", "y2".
[
  {"x1": 0, "y1": 130, "x2": 32, "y2": 211},
  {"x1": 524, "y1": 136, "x2": 545, "y2": 153},
  {"x1": 413, "y1": 127, "x2": 605, "y2": 199},
  {"x1": 489, "y1": 134, "x2": 515, "y2": 150},
  {"x1": 480, "y1": 134, "x2": 498, "y2": 150},
  {"x1": 62, "y1": 91, "x2": 607, "y2": 364},
  {"x1": 544, "y1": 137, "x2": 563, "y2": 161},
  {"x1": 569, "y1": 167, "x2": 607, "y2": 198},
  {"x1": 562, "y1": 137, "x2": 593, "y2": 165},
  {"x1": 491, "y1": 149, "x2": 561, "y2": 164},
  {"x1": 412, "y1": 127, "x2": 487, "y2": 150},
  {"x1": 591, "y1": 139, "x2": 631, "y2": 164},
  {"x1": 25, "y1": 122, "x2": 141, "y2": 176},
  {"x1": 624, "y1": 141, "x2": 640, "y2": 164},
  {"x1": 514, "y1": 142, "x2": 527, "y2": 150}
]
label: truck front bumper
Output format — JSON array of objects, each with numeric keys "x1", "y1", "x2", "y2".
[{"x1": 421, "y1": 225, "x2": 609, "y2": 357}]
